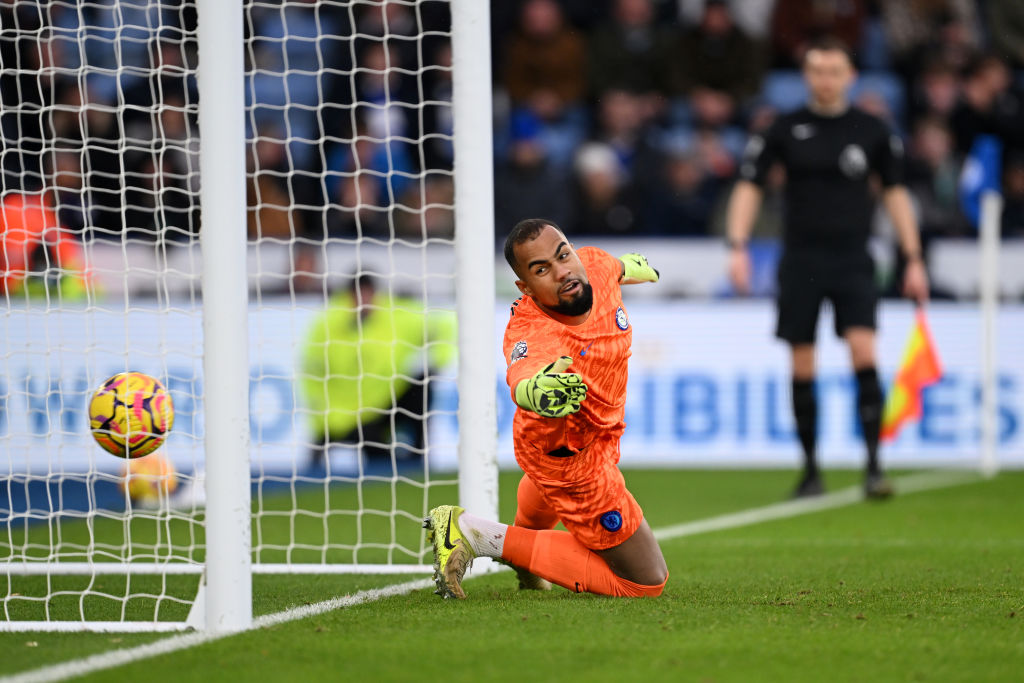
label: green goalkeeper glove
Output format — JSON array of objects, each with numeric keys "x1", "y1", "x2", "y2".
[
  {"x1": 514, "y1": 356, "x2": 588, "y2": 418},
  {"x1": 619, "y1": 253, "x2": 660, "y2": 284}
]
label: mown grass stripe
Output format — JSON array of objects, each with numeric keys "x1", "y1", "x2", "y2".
[{"x1": 0, "y1": 469, "x2": 981, "y2": 683}]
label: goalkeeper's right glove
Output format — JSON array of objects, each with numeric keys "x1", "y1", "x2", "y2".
[
  {"x1": 619, "y1": 252, "x2": 660, "y2": 284},
  {"x1": 514, "y1": 356, "x2": 588, "y2": 418}
]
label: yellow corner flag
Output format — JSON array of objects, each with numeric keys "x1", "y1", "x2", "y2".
[{"x1": 881, "y1": 309, "x2": 943, "y2": 442}]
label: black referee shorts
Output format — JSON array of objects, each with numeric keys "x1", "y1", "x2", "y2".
[{"x1": 775, "y1": 249, "x2": 878, "y2": 345}]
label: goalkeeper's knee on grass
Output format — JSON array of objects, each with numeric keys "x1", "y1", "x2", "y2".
[{"x1": 514, "y1": 356, "x2": 587, "y2": 418}]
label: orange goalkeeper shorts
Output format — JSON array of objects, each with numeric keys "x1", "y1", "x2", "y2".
[{"x1": 514, "y1": 436, "x2": 643, "y2": 550}]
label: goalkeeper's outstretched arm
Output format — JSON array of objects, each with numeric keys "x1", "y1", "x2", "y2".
[
  {"x1": 618, "y1": 253, "x2": 659, "y2": 285},
  {"x1": 514, "y1": 356, "x2": 588, "y2": 418}
]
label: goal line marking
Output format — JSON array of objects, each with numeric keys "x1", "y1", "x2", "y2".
[{"x1": 1, "y1": 469, "x2": 980, "y2": 683}]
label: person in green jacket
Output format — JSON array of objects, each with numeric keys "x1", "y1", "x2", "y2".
[{"x1": 299, "y1": 274, "x2": 457, "y2": 467}]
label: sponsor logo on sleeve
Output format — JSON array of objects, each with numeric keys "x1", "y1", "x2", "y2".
[{"x1": 510, "y1": 340, "x2": 528, "y2": 365}]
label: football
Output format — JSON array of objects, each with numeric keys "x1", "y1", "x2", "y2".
[
  {"x1": 88, "y1": 372, "x2": 175, "y2": 458},
  {"x1": 120, "y1": 453, "x2": 178, "y2": 505}
]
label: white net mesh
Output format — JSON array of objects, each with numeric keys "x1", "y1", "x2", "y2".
[{"x1": 1, "y1": 0, "x2": 461, "y2": 629}]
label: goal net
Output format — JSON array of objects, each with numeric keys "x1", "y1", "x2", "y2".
[{"x1": 1, "y1": 0, "x2": 495, "y2": 632}]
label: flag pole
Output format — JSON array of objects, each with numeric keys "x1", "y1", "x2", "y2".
[{"x1": 979, "y1": 189, "x2": 1002, "y2": 478}]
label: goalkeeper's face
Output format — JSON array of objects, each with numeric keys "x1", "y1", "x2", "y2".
[{"x1": 514, "y1": 225, "x2": 593, "y2": 320}]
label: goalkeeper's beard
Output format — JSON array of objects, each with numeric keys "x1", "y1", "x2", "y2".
[{"x1": 548, "y1": 281, "x2": 593, "y2": 317}]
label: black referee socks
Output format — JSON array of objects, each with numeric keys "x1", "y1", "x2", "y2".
[
  {"x1": 856, "y1": 367, "x2": 884, "y2": 475},
  {"x1": 791, "y1": 379, "x2": 817, "y2": 474}
]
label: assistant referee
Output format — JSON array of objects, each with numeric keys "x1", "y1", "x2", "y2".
[{"x1": 725, "y1": 37, "x2": 929, "y2": 499}]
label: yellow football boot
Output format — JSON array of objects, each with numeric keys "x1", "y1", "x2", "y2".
[{"x1": 423, "y1": 505, "x2": 476, "y2": 599}]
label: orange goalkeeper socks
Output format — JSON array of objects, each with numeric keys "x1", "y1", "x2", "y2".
[
  {"x1": 501, "y1": 525, "x2": 665, "y2": 598},
  {"x1": 461, "y1": 475, "x2": 665, "y2": 597}
]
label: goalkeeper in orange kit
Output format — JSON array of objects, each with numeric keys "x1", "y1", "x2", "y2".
[{"x1": 424, "y1": 218, "x2": 668, "y2": 599}]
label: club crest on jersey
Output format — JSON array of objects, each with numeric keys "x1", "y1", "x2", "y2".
[
  {"x1": 510, "y1": 340, "x2": 528, "y2": 365},
  {"x1": 600, "y1": 510, "x2": 623, "y2": 532},
  {"x1": 615, "y1": 307, "x2": 629, "y2": 330}
]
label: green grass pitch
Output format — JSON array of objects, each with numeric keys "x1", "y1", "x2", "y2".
[{"x1": 2, "y1": 469, "x2": 1022, "y2": 682}]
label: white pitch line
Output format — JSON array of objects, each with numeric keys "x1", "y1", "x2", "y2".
[
  {"x1": 0, "y1": 579, "x2": 433, "y2": 683},
  {"x1": 654, "y1": 469, "x2": 980, "y2": 542},
  {"x1": 1, "y1": 469, "x2": 981, "y2": 683}
]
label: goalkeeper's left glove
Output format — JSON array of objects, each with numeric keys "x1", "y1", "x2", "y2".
[
  {"x1": 514, "y1": 356, "x2": 587, "y2": 418},
  {"x1": 619, "y1": 253, "x2": 660, "y2": 284}
]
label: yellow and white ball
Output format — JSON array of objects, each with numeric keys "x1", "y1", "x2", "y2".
[{"x1": 88, "y1": 372, "x2": 175, "y2": 459}]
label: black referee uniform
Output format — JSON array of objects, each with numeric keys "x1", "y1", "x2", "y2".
[
  {"x1": 741, "y1": 104, "x2": 905, "y2": 496},
  {"x1": 742, "y1": 106, "x2": 903, "y2": 342}
]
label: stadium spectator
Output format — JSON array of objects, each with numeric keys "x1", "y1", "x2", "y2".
[
  {"x1": 587, "y1": 0, "x2": 677, "y2": 122},
  {"x1": 502, "y1": 0, "x2": 587, "y2": 117},
  {"x1": 247, "y1": 126, "x2": 302, "y2": 241},
  {"x1": 299, "y1": 274, "x2": 456, "y2": 468},
  {"x1": 50, "y1": 148, "x2": 91, "y2": 235},
  {"x1": 121, "y1": 34, "x2": 198, "y2": 133},
  {"x1": 122, "y1": 154, "x2": 197, "y2": 244},
  {"x1": 986, "y1": 0, "x2": 1024, "y2": 71},
  {"x1": 770, "y1": 0, "x2": 866, "y2": 68},
  {"x1": 248, "y1": 0, "x2": 343, "y2": 170},
  {"x1": 949, "y1": 55, "x2": 1024, "y2": 157},
  {"x1": 725, "y1": 38, "x2": 929, "y2": 499},
  {"x1": 644, "y1": 142, "x2": 720, "y2": 236},
  {"x1": 591, "y1": 89, "x2": 664, "y2": 200},
  {"x1": 904, "y1": 116, "x2": 971, "y2": 239},
  {"x1": 677, "y1": 0, "x2": 776, "y2": 41},
  {"x1": 568, "y1": 141, "x2": 641, "y2": 235},
  {"x1": 424, "y1": 219, "x2": 668, "y2": 599},
  {"x1": 881, "y1": 0, "x2": 981, "y2": 80},
  {"x1": 56, "y1": 0, "x2": 178, "y2": 104},
  {"x1": 495, "y1": 110, "x2": 574, "y2": 236},
  {"x1": 675, "y1": 0, "x2": 765, "y2": 123},
  {"x1": 885, "y1": 115, "x2": 970, "y2": 298},
  {"x1": 324, "y1": 110, "x2": 416, "y2": 238},
  {"x1": 394, "y1": 174, "x2": 456, "y2": 239},
  {"x1": 418, "y1": 41, "x2": 455, "y2": 173},
  {"x1": 123, "y1": 92, "x2": 200, "y2": 243},
  {"x1": 693, "y1": 125, "x2": 742, "y2": 179},
  {"x1": 500, "y1": 0, "x2": 588, "y2": 167},
  {"x1": 907, "y1": 58, "x2": 962, "y2": 123},
  {"x1": 79, "y1": 92, "x2": 125, "y2": 238},
  {"x1": 354, "y1": 0, "x2": 422, "y2": 74},
  {"x1": 349, "y1": 41, "x2": 420, "y2": 147},
  {"x1": 0, "y1": 181, "x2": 90, "y2": 299},
  {"x1": 1000, "y1": 153, "x2": 1024, "y2": 238},
  {"x1": 0, "y1": 6, "x2": 51, "y2": 191}
]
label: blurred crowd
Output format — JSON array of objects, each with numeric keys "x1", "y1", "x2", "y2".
[
  {"x1": 2, "y1": 0, "x2": 1024, "y2": 262},
  {"x1": 490, "y1": 0, "x2": 1024, "y2": 245},
  {"x1": 0, "y1": 0, "x2": 454, "y2": 249}
]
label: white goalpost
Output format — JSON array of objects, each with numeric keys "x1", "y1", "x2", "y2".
[
  {"x1": 1, "y1": 0, "x2": 496, "y2": 632},
  {"x1": 196, "y1": 0, "x2": 251, "y2": 633}
]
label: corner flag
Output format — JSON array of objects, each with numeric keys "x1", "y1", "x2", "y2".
[
  {"x1": 958, "y1": 134, "x2": 1002, "y2": 228},
  {"x1": 881, "y1": 309, "x2": 943, "y2": 442}
]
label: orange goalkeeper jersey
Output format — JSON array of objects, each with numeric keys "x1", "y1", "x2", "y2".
[{"x1": 503, "y1": 247, "x2": 632, "y2": 456}]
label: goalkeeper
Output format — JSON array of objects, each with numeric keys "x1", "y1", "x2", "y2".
[{"x1": 424, "y1": 219, "x2": 668, "y2": 599}]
